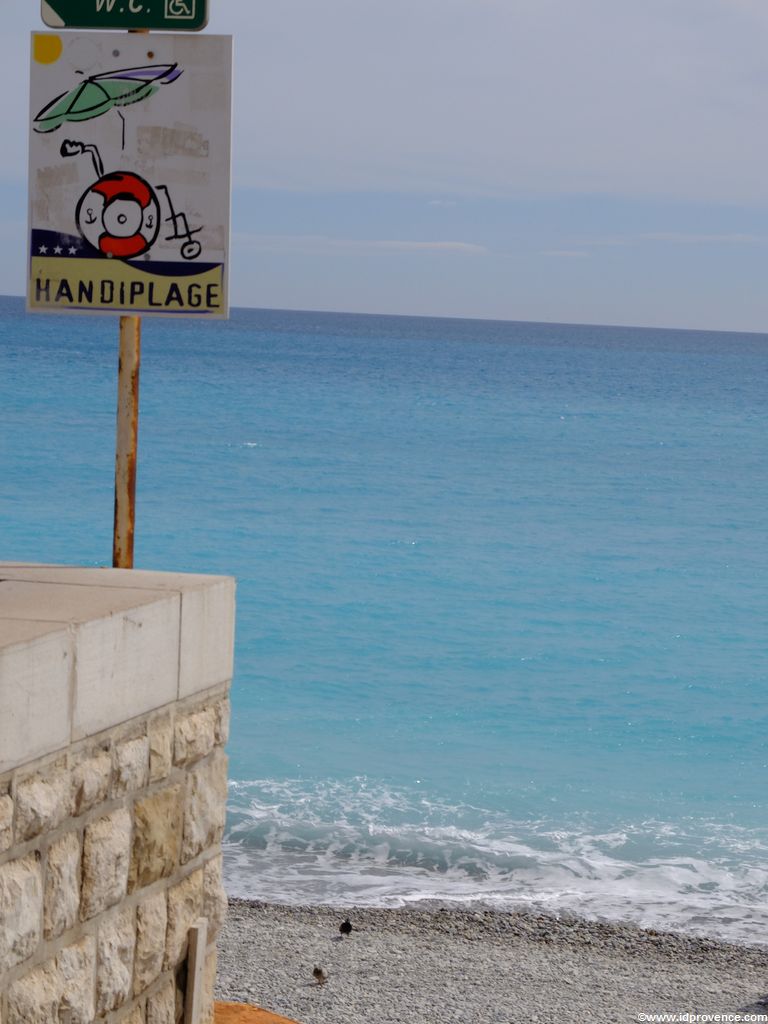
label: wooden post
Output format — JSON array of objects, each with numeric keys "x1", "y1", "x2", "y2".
[
  {"x1": 185, "y1": 918, "x2": 209, "y2": 1024},
  {"x1": 112, "y1": 314, "x2": 141, "y2": 568}
]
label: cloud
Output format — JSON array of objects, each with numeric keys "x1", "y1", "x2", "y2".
[
  {"x1": 540, "y1": 249, "x2": 589, "y2": 258},
  {"x1": 234, "y1": 233, "x2": 487, "y2": 256},
  {"x1": 638, "y1": 232, "x2": 763, "y2": 245},
  {"x1": 583, "y1": 232, "x2": 765, "y2": 248},
  {"x1": 362, "y1": 239, "x2": 485, "y2": 254}
]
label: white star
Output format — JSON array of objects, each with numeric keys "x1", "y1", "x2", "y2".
[
  {"x1": 38, "y1": 245, "x2": 48, "y2": 254},
  {"x1": 68, "y1": 246, "x2": 77, "y2": 255},
  {"x1": 53, "y1": 245, "x2": 62, "y2": 255}
]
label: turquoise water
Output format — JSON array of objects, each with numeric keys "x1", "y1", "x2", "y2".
[{"x1": 2, "y1": 296, "x2": 766, "y2": 942}]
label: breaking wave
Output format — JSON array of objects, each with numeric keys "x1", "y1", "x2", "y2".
[{"x1": 223, "y1": 777, "x2": 768, "y2": 947}]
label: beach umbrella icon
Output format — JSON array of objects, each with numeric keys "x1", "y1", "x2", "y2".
[{"x1": 33, "y1": 64, "x2": 183, "y2": 136}]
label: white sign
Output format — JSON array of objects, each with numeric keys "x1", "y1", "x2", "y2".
[{"x1": 28, "y1": 32, "x2": 232, "y2": 317}]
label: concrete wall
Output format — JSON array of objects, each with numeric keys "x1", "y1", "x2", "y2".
[{"x1": 0, "y1": 564, "x2": 235, "y2": 1024}]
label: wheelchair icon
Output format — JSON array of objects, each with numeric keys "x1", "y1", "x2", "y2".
[{"x1": 165, "y1": 0, "x2": 195, "y2": 19}]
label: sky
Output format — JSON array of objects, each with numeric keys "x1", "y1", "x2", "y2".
[{"x1": 5, "y1": 0, "x2": 768, "y2": 331}]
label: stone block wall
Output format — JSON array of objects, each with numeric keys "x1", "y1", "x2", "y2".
[{"x1": 0, "y1": 564, "x2": 235, "y2": 1024}]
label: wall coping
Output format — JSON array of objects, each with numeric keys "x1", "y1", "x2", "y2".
[{"x1": 0, "y1": 563, "x2": 235, "y2": 774}]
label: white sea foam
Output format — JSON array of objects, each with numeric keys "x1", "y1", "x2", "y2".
[{"x1": 223, "y1": 777, "x2": 768, "y2": 947}]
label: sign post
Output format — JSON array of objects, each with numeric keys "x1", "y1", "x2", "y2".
[
  {"x1": 110, "y1": 25, "x2": 148, "y2": 569},
  {"x1": 114, "y1": 314, "x2": 141, "y2": 567},
  {"x1": 112, "y1": 27, "x2": 147, "y2": 570},
  {"x1": 28, "y1": 28, "x2": 232, "y2": 566}
]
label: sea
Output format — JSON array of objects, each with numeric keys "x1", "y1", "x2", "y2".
[{"x1": 1, "y1": 295, "x2": 766, "y2": 945}]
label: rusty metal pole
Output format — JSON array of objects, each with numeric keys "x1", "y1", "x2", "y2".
[
  {"x1": 113, "y1": 315, "x2": 141, "y2": 568},
  {"x1": 112, "y1": 26, "x2": 150, "y2": 569}
]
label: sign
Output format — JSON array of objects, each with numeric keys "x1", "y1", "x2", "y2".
[
  {"x1": 41, "y1": 0, "x2": 208, "y2": 32},
  {"x1": 28, "y1": 32, "x2": 232, "y2": 317}
]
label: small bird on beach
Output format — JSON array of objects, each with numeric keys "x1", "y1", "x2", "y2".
[
  {"x1": 339, "y1": 917, "x2": 353, "y2": 937},
  {"x1": 312, "y1": 966, "x2": 328, "y2": 986}
]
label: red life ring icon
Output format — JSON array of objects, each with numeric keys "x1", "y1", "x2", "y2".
[{"x1": 76, "y1": 172, "x2": 160, "y2": 259}]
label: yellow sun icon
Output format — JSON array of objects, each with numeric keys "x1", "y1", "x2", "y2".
[{"x1": 33, "y1": 34, "x2": 63, "y2": 65}]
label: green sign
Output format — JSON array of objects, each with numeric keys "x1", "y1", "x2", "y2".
[{"x1": 41, "y1": 0, "x2": 208, "y2": 31}]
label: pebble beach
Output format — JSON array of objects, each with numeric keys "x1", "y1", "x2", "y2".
[{"x1": 216, "y1": 899, "x2": 768, "y2": 1024}]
